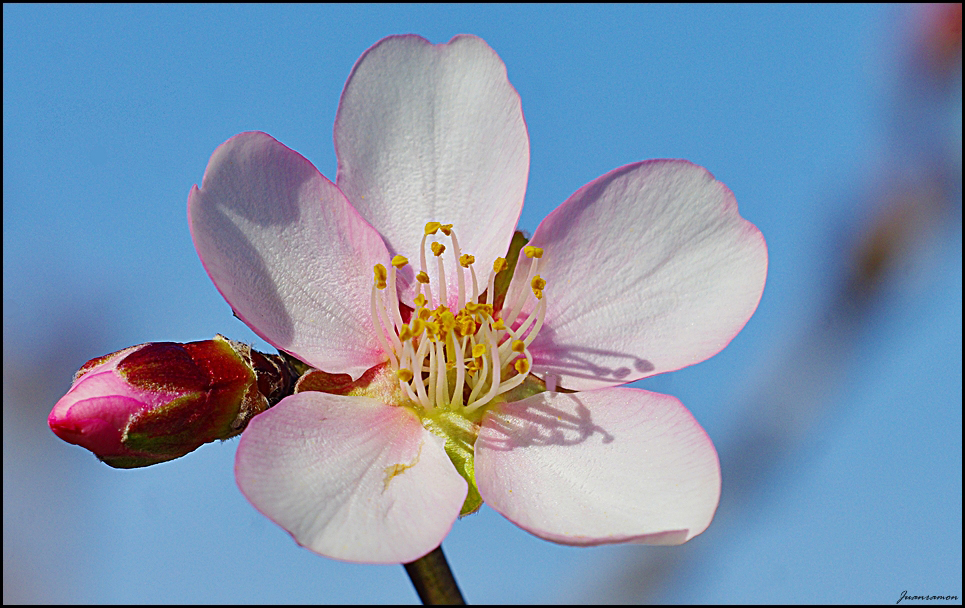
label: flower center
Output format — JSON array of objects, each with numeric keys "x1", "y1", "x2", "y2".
[{"x1": 370, "y1": 222, "x2": 547, "y2": 415}]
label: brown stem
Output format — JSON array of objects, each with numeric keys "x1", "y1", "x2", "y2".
[{"x1": 403, "y1": 545, "x2": 466, "y2": 605}]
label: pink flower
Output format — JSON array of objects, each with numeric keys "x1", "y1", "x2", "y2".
[{"x1": 188, "y1": 35, "x2": 767, "y2": 564}]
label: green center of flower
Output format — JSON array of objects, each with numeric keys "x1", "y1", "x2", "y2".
[{"x1": 371, "y1": 222, "x2": 547, "y2": 417}]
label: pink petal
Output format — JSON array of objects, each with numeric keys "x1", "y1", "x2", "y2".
[
  {"x1": 334, "y1": 35, "x2": 529, "y2": 306},
  {"x1": 475, "y1": 387, "x2": 720, "y2": 546},
  {"x1": 512, "y1": 160, "x2": 767, "y2": 390},
  {"x1": 235, "y1": 392, "x2": 467, "y2": 564},
  {"x1": 188, "y1": 132, "x2": 391, "y2": 377}
]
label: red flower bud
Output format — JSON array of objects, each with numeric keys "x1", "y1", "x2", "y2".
[{"x1": 48, "y1": 335, "x2": 294, "y2": 468}]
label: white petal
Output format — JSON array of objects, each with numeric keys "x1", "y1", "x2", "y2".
[
  {"x1": 235, "y1": 392, "x2": 467, "y2": 564},
  {"x1": 188, "y1": 132, "x2": 391, "y2": 377},
  {"x1": 509, "y1": 160, "x2": 767, "y2": 390},
  {"x1": 475, "y1": 387, "x2": 720, "y2": 546},
  {"x1": 335, "y1": 34, "x2": 529, "y2": 306}
]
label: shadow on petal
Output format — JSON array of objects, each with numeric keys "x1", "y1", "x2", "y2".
[
  {"x1": 475, "y1": 387, "x2": 720, "y2": 547},
  {"x1": 529, "y1": 320, "x2": 656, "y2": 389},
  {"x1": 477, "y1": 392, "x2": 614, "y2": 451},
  {"x1": 627, "y1": 529, "x2": 691, "y2": 546},
  {"x1": 201, "y1": 203, "x2": 297, "y2": 346}
]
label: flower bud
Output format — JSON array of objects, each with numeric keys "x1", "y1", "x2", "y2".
[{"x1": 48, "y1": 335, "x2": 295, "y2": 468}]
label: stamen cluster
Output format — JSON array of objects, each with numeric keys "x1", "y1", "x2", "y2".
[{"x1": 371, "y1": 223, "x2": 547, "y2": 414}]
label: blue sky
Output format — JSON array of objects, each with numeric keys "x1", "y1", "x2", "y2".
[{"x1": 4, "y1": 4, "x2": 961, "y2": 604}]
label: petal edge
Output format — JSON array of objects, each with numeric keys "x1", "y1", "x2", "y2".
[
  {"x1": 335, "y1": 35, "x2": 529, "y2": 306},
  {"x1": 188, "y1": 131, "x2": 391, "y2": 377},
  {"x1": 475, "y1": 387, "x2": 721, "y2": 546},
  {"x1": 235, "y1": 392, "x2": 468, "y2": 564},
  {"x1": 512, "y1": 160, "x2": 767, "y2": 390}
]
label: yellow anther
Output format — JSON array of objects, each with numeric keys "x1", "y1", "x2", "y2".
[
  {"x1": 471, "y1": 343, "x2": 487, "y2": 358},
  {"x1": 466, "y1": 302, "x2": 490, "y2": 317},
  {"x1": 424, "y1": 321, "x2": 440, "y2": 338},
  {"x1": 416, "y1": 271, "x2": 430, "y2": 284},
  {"x1": 373, "y1": 264, "x2": 388, "y2": 289},
  {"x1": 493, "y1": 257, "x2": 507, "y2": 273},
  {"x1": 399, "y1": 326, "x2": 414, "y2": 342},
  {"x1": 514, "y1": 359, "x2": 530, "y2": 374},
  {"x1": 431, "y1": 242, "x2": 446, "y2": 257},
  {"x1": 511, "y1": 339, "x2": 526, "y2": 353},
  {"x1": 414, "y1": 294, "x2": 427, "y2": 308},
  {"x1": 523, "y1": 246, "x2": 543, "y2": 259},
  {"x1": 459, "y1": 253, "x2": 475, "y2": 268},
  {"x1": 439, "y1": 224, "x2": 453, "y2": 236},
  {"x1": 418, "y1": 308, "x2": 431, "y2": 321},
  {"x1": 397, "y1": 369, "x2": 414, "y2": 383},
  {"x1": 531, "y1": 275, "x2": 546, "y2": 293},
  {"x1": 438, "y1": 310, "x2": 456, "y2": 333},
  {"x1": 493, "y1": 319, "x2": 506, "y2": 330},
  {"x1": 424, "y1": 222, "x2": 441, "y2": 235},
  {"x1": 410, "y1": 318, "x2": 425, "y2": 334},
  {"x1": 391, "y1": 255, "x2": 408, "y2": 268},
  {"x1": 456, "y1": 316, "x2": 477, "y2": 337}
]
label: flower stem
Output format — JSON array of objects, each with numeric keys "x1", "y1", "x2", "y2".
[{"x1": 403, "y1": 545, "x2": 465, "y2": 605}]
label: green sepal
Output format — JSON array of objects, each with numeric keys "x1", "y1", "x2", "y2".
[
  {"x1": 118, "y1": 391, "x2": 212, "y2": 466},
  {"x1": 490, "y1": 372, "x2": 548, "y2": 405},
  {"x1": 294, "y1": 367, "x2": 373, "y2": 395},
  {"x1": 111, "y1": 336, "x2": 267, "y2": 468},
  {"x1": 421, "y1": 408, "x2": 485, "y2": 516},
  {"x1": 294, "y1": 362, "x2": 404, "y2": 405},
  {"x1": 492, "y1": 230, "x2": 529, "y2": 313},
  {"x1": 118, "y1": 342, "x2": 209, "y2": 393}
]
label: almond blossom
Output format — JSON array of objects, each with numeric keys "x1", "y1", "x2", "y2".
[{"x1": 188, "y1": 34, "x2": 767, "y2": 564}]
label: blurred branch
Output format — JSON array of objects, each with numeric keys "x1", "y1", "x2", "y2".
[{"x1": 594, "y1": 5, "x2": 961, "y2": 602}]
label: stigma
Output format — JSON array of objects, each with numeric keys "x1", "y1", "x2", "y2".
[{"x1": 370, "y1": 223, "x2": 547, "y2": 414}]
